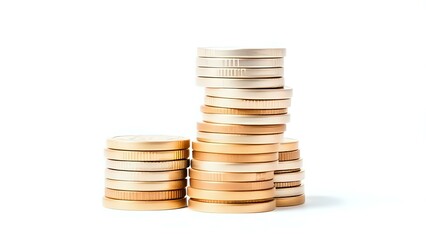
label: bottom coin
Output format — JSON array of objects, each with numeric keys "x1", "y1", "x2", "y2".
[
  {"x1": 188, "y1": 199, "x2": 276, "y2": 213},
  {"x1": 276, "y1": 194, "x2": 305, "y2": 207},
  {"x1": 103, "y1": 197, "x2": 187, "y2": 211}
]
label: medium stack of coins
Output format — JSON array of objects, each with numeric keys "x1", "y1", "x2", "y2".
[
  {"x1": 189, "y1": 48, "x2": 290, "y2": 213},
  {"x1": 275, "y1": 138, "x2": 305, "y2": 207},
  {"x1": 103, "y1": 135, "x2": 190, "y2": 211}
]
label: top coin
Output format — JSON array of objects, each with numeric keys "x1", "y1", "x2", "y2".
[
  {"x1": 107, "y1": 135, "x2": 190, "y2": 151},
  {"x1": 198, "y1": 48, "x2": 286, "y2": 58},
  {"x1": 278, "y1": 138, "x2": 299, "y2": 152}
]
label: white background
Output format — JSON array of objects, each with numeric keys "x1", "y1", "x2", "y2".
[{"x1": 0, "y1": 0, "x2": 425, "y2": 239}]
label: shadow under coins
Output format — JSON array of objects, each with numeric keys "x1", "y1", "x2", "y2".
[{"x1": 274, "y1": 195, "x2": 343, "y2": 211}]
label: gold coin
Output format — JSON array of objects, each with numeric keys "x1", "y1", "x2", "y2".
[
  {"x1": 189, "y1": 169, "x2": 274, "y2": 182},
  {"x1": 192, "y1": 141, "x2": 279, "y2": 154},
  {"x1": 197, "y1": 77, "x2": 284, "y2": 89},
  {"x1": 105, "y1": 159, "x2": 189, "y2": 171},
  {"x1": 274, "y1": 181, "x2": 302, "y2": 188},
  {"x1": 202, "y1": 113, "x2": 290, "y2": 125},
  {"x1": 107, "y1": 135, "x2": 190, "y2": 151},
  {"x1": 276, "y1": 194, "x2": 305, "y2": 207},
  {"x1": 197, "y1": 122, "x2": 285, "y2": 135},
  {"x1": 105, "y1": 179, "x2": 187, "y2": 191},
  {"x1": 279, "y1": 138, "x2": 299, "y2": 152},
  {"x1": 205, "y1": 87, "x2": 292, "y2": 100},
  {"x1": 275, "y1": 169, "x2": 301, "y2": 174},
  {"x1": 190, "y1": 179, "x2": 274, "y2": 191},
  {"x1": 197, "y1": 132, "x2": 283, "y2": 144},
  {"x1": 191, "y1": 159, "x2": 277, "y2": 173},
  {"x1": 189, "y1": 199, "x2": 275, "y2": 213},
  {"x1": 275, "y1": 185, "x2": 304, "y2": 197},
  {"x1": 192, "y1": 199, "x2": 271, "y2": 204},
  {"x1": 192, "y1": 151, "x2": 278, "y2": 163},
  {"x1": 201, "y1": 105, "x2": 288, "y2": 115},
  {"x1": 188, "y1": 187, "x2": 275, "y2": 201},
  {"x1": 105, "y1": 149, "x2": 189, "y2": 161},
  {"x1": 197, "y1": 48, "x2": 285, "y2": 58},
  {"x1": 105, "y1": 169, "x2": 187, "y2": 181},
  {"x1": 197, "y1": 67, "x2": 283, "y2": 78},
  {"x1": 103, "y1": 197, "x2": 187, "y2": 211},
  {"x1": 197, "y1": 57, "x2": 283, "y2": 68},
  {"x1": 274, "y1": 170, "x2": 305, "y2": 182},
  {"x1": 205, "y1": 96, "x2": 291, "y2": 109},
  {"x1": 277, "y1": 159, "x2": 303, "y2": 171},
  {"x1": 105, "y1": 188, "x2": 186, "y2": 200},
  {"x1": 279, "y1": 149, "x2": 300, "y2": 161}
]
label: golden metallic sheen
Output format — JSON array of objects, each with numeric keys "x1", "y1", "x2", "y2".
[
  {"x1": 105, "y1": 149, "x2": 189, "y2": 161},
  {"x1": 276, "y1": 195, "x2": 305, "y2": 207},
  {"x1": 189, "y1": 199, "x2": 276, "y2": 213},
  {"x1": 201, "y1": 105, "x2": 287, "y2": 115},
  {"x1": 107, "y1": 135, "x2": 190, "y2": 151},
  {"x1": 192, "y1": 141, "x2": 279, "y2": 154},
  {"x1": 189, "y1": 169, "x2": 274, "y2": 182},
  {"x1": 105, "y1": 179, "x2": 187, "y2": 191},
  {"x1": 188, "y1": 187, "x2": 275, "y2": 201},
  {"x1": 192, "y1": 151, "x2": 278, "y2": 163},
  {"x1": 103, "y1": 197, "x2": 187, "y2": 211},
  {"x1": 197, "y1": 122, "x2": 285, "y2": 135}
]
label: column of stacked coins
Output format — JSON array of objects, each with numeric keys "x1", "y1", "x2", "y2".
[
  {"x1": 189, "y1": 48, "x2": 291, "y2": 213},
  {"x1": 275, "y1": 138, "x2": 305, "y2": 207},
  {"x1": 103, "y1": 135, "x2": 190, "y2": 210}
]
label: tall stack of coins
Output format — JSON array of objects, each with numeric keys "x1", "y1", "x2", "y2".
[
  {"x1": 275, "y1": 138, "x2": 305, "y2": 207},
  {"x1": 189, "y1": 48, "x2": 289, "y2": 213},
  {"x1": 103, "y1": 135, "x2": 190, "y2": 211}
]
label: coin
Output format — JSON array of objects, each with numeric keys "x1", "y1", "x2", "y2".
[
  {"x1": 197, "y1": 67, "x2": 283, "y2": 78},
  {"x1": 197, "y1": 122, "x2": 285, "y2": 135},
  {"x1": 274, "y1": 181, "x2": 302, "y2": 188},
  {"x1": 188, "y1": 199, "x2": 276, "y2": 213},
  {"x1": 275, "y1": 185, "x2": 304, "y2": 197},
  {"x1": 105, "y1": 169, "x2": 187, "y2": 181},
  {"x1": 105, "y1": 188, "x2": 186, "y2": 201},
  {"x1": 202, "y1": 113, "x2": 290, "y2": 125},
  {"x1": 188, "y1": 187, "x2": 275, "y2": 201},
  {"x1": 105, "y1": 179, "x2": 187, "y2": 191},
  {"x1": 197, "y1": 48, "x2": 285, "y2": 58},
  {"x1": 197, "y1": 77, "x2": 284, "y2": 89},
  {"x1": 278, "y1": 138, "x2": 299, "y2": 152},
  {"x1": 105, "y1": 149, "x2": 189, "y2": 161},
  {"x1": 191, "y1": 159, "x2": 278, "y2": 172},
  {"x1": 192, "y1": 141, "x2": 279, "y2": 154},
  {"x1": 279, "y1": 149, "x2": 300, "y2": 161},
  {"x1": 197, "y1": 132, "x2": 283, "y2": 144},
  {"x1": 197, "y1": 57, "x2": 283, "y2": 68},
  {"x1": 105, "y1": 159, "x2": 189, "y2": 171},
  {"x1": 190, "y1": 179, "x2": 274, "y2": 191},
  {"x1": 276, "y1": 194, "x2": 305, "y2": 207},
  {"x1": 274, "y1": 171, "x2": 305, "y2": 182},
  {"x1": 205, "y1": 96, "x2": 291, "y2": 109},
  {"x1": 201, "y1": 105, "x2": 288, "y2": 115},
  {"x1": 205, "y1": 87, "x2": 292, "y2": 100},
  {"x1": 189, "y1": 169, "x2": 274, "y2": 182},
  {"x1": 277, "y1": 159, "x2": 303, "y2": 171},
  {"x1": 192, "y1": 151, "x2": 278, "y2": 163},
  {"x1": 107, "y1": 135, "x2": 190, "y2": 151},
  {"x1": 103, "y1": 197, "x2": 187, "y2": 211}
]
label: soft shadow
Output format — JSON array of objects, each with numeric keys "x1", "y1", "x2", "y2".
[
  {"x1": 303, "y1": 195, "x2": 343, "y2": 208},
  {"x1": 275, "y1": 195, "x2": 343, "y2": 211}
]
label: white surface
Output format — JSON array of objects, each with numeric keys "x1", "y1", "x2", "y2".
[{"x1": 0, "y1": 0, "x2": 425, "y2": 239}]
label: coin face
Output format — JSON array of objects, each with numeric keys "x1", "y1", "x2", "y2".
[
  {"x1": 110, "y1": 135, "x2": 187, "y2": 143},
  {"x1": 107, "y1": 135, "x2": 190, "y2": 150}
]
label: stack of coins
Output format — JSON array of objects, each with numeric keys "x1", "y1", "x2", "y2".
[
  {"x1": 103, "y1": 135, "x2": 190, "y2": 211},
  {"x1": 275, "y1": 138, "x2": 305, "y2": 207},
  {"x1": 189, "y1": 48, "x2": 290, "y2": 213}
]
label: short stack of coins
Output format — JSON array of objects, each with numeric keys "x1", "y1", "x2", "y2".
[
  {"x1": 275, "y1": 138, "x2": 305, "y2": 207},
  {"x1": 103, "y1": 135, "x2": 190, "y2": 211},
  {"x1": 189, "y1": 48, "x2": 290, "y2": 213}
]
